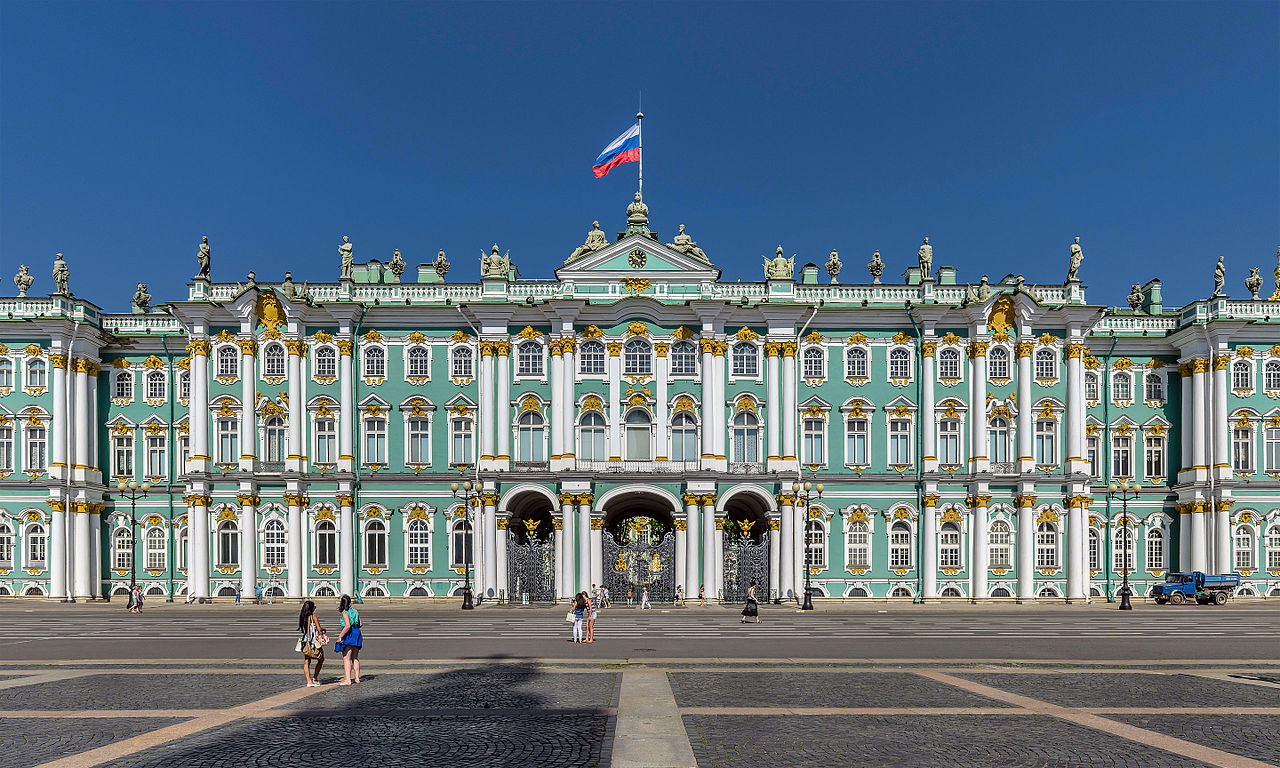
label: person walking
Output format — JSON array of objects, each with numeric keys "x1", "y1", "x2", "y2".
[
  {"x1": 675, "y1": 584, "x2": 684, "y2": 606},
  {"x1": 334, "y1": 594, "x2": 362, "y2": 685},
  {"x1": 584, "y1": 590, "x2": 596, "y2": 643},
  {"x1": 601, "y1": 586, "x2": 611, "y2": 608},
  {"x1": 298, "y1": 600, "x2": 326, "y2": 686},
  {"x1": 133, "y1": 585, "x2": 144, "y2": 613},
  {"x1": 627, "y1": 586, "x2": 633, "y2": 606},
  {"x1": 125, "y1": 585, "x2": 136, "y2": 613},
  {"x1": 570, "y1": 593, "x2": 587, "y2": 644},
  {"x1": 255, "y1": 583, "x2": 263, "y2": 605},
  {"x1": 640, "y1": 586, "x2": 652, "y2": 610},
  {"x1": 741, "y1": 581, "x2": 761, "y2": 624},
  {"x1": 235, "y1": 584, "x2": 242, "y2": 606},
  {"x1": 698, "y1": 583, "x2": 706, "y2": 608}
]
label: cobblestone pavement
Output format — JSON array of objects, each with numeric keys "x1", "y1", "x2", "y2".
[
  {"x1": 284, "y1": 670, "x2": 620, "y2": 710},
  {"x1": 670, "y1": 670, "x2": 1013, "y2": 708},
  {"x1": 0, "y1": 717, "x2": 185, "y2": 768},
  {"x1": 11, "y1": 673, "x2": 299, "y2": 710},
  {"x1": 1108, "y1": 714, "x2": 1280, "y2": 766},
  {"x1": 956, "y1": 671, "x2": 1280, "y2": 708}
]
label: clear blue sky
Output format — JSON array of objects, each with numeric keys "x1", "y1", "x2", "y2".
[{"x1": 2, "y1": 1, "x2": 1277, "y2": 311}]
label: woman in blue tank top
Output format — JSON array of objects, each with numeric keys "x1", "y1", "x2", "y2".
[{"x1": 334, "y1": 594, "x2": 362, "y2": 685}]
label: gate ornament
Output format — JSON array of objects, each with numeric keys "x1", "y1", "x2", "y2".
[{"x1": 523, "y1": 518, "x2": 539, "y2": 534}]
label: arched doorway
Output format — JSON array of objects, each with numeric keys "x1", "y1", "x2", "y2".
[
  {"x1": 505, "y1": 491, "x2": 556, "y2": 603},
  {"x1": 600, "y1": 488, "x2": 678, "y2": 603},
  {"x1": 722, "y1": 490, "x2": 772, "y2": 603}
]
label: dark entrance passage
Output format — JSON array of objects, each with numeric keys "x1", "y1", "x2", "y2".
[
  {"x1": 603, "y1": 515, "x2": 676, "y2": 604},
  {"x1": 506, "y1": 493, "x2": 557, "y2": 604},
  {"x1": 722, "y1": 493, "x2": 772, "y2": 603}
]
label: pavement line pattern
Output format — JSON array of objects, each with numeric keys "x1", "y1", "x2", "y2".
[
  {"x1": 917, "y1": 670, "x2": 1275, "y2": 768},
  {"x1": 0, "y1": 670, "x2": 95, "y2": 691},
  {"x1": 610, "y1": 669, "x2": 698, "y2": 768},
  {"x1": 31, "y1": 682, "x2": 331, "y2": 768}
]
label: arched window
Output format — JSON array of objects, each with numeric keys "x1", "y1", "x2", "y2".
[
  {"x1": 579, "y1": 341, "x2": 606, "y2": 375},
  {"x1": 802, "y1": 347, "x2": 824, "y2": 379},
  {"x1": 26, "y1": 358, "x2": 47, "y2": 389},
  {"x1": 179, "y1": 370, "x2": 191, "y2": 401},
  {"x1": 941, "y1": 586, "x2": 963, "y2": 598},
  {"x1": 264, "y1": 344, "x2": 286, "y2": 379},
  {"x1": 1035, "y1": 418, "x2": 1057, "y2": 465},
  {"x1": 845, "y1": 347, "x2": 868, "y2": 379},
  {"x1": 1088, "y1": 528, "x2": 1101, "y2": 571},
  {"x1": 989, "y1": 520, "x2": 1012, "y2": 569},
  {"x1": 217, "y1": 346, "x2": 238, "y2": 378},
  {"x1": 315, "y1": 586, "x2": 336, "y2": 597},
  {"x1": 263, "y1": 416, "x2": 286, "y2": 463},
  {"x1": 262, "y1": 519, "x2": 285, "y2": 567},
  {"x1": 407, "y1": 519, "x2": 430, "y2": 567},
  {"x1": 1145, "y1": 528, "x2": 1165, "y2": 571},
  {"x1": 315, "y1": 520, "x2": 337, "y2": 568},
  {"x1": 624, "y1": 409, "x2": 652, "y2": 461},
  {"x1": 989, "y1": 417, "x2": 1010, "y2": 464},
  {"x1": 451, "y1": 347, "x2": 473, "y2": 378},
  {"x1": 731, "y1": 343, "x2": 758, "y2": 377},
  {"x1": 1112, "y1": 372, "x2": 1132, "y2": 403},
  {"x1": 315, "y1": 414, "x2": 337, "y2": 464},
  {"x1": 1037, "y1": 585, "x2": 1059, "y2": 598},
  {"x1": 26, "y1": 524, "x2": 47, "y2": 566},
  {"x1": 1232, "y1": 360, "x2": 1251, "y2": 391},
  {"x1": 1144, "y1": 374, "x2": 1164, "y2": 402},
  {"x1": 938, "y1": 348, "x2": 961, "y2": 380},
  {"x1": 113, "y1": 528, "x2": 133, "y2": 570},
  {"x1": 1112, "y1": 526, "x2": 1134, "y2": 572},
  {"x1": 451, "y1": 519, "x2": 473, "y2": 568},
  {"x1": 847, "y1": 586, "x2": 869, "y2": 598},
  {"x1": 0, "y1": 522, "x2": 12, "y2": 566},
  {"x1": 804, "y1": 520, "x2": 826, "y2": 570},
  {"x1": 845, "y1": 413, "x2": 868, "y2": 466},
  {"x1": 891, "y1": 585, "x2": 913, "y2": 598},
  {"x1": 114, "y1": 370, "x2": 134, "y2": 400},
  {"x1": 145, "y1": 527, "x2": 166, "y2": 570},
  {"x1": 1085, "y1": 372, "x2": 1099, "y2": 401},
  {"x1": 939, "y1": 521, "x2": 962, "y2": 568},
  {"x1": 1234, "y1": 525, "x2": 1255, "y2": 570},
  {"x1": 889, "y1": 348, "x2": 911, "y2": 380},
  {"x1": 988, "y1": 346, "x2": 1009, "y2": 380},
  {"x1": 0, "y1": 358, "x2": 12, "y2": 389},
  {"x1": 991, "y1": 586, "x2": 1012, "y2": 598},
  {"x1": 1265, "y1": 361, "x2": 1280, "y2": 391},
  {"x1": 146, "y1": 371, "x2": 165, "y2": 401},
  {"x1": 1034, "y1": 349, "x2": 1057, "y2": 380},
  {"x1": 407, "y1": 347, "x2": 430, "y2": 378},
  {"x1": 517, "y1": 342, "x2": 543, "y2": 376},
  {"x1": 1266, "y1": 525, "x2": 1280, "y2": 571},
  {"x1": 938, "y1": 418, "x2": 961, "y2": 465},
  {"x1": 670, "y1": 341, "x2": 697, "y2": 376},
  {"x1": 730, "y1": 411, "x2": 759, "y2": 464},
  {"x1": 1036, "y1": 523, "x2": 1059, "y2": 569},
  {"x1": 217, "y1": 520, "x2": 239, "y2": 566},
  {"x1": 845, "y1": 520, "x2": 870, "y2": 570},
  {"x1": 364, "y1": 519, "x2": 388, "y2": 567},
  {"x1": 578, "y1": 412, "x2": 606, "y2": 462},
  {"x1": 26, "y1": 421, "x2": 47, "y2": 471},
  {"x1": 671, "y1": 412, "x2": 698, "y2": 462},
  {"x1": 177, "y1": 528, "x2": 188, "y2": 571},
  {"x1": 889, "y1": 521, "x2": 913, "y2": 569},
  {"x1": 517, "y1": 411, "x2": 546, "y2": 462},
  {"x1": 407, "y1": 415, "x2": 430, "y2": 464},
  {"x1": 363, "y1": 347, "x2": 386, "y2": 378},
  {"x1": 316, "y1": 346, "x2": 337, "y2": 379},
  {"x1": 623, "y1": 339, "x2": 652, "y2": 376}
]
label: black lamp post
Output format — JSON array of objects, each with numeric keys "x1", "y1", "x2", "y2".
[
  {"x1": 449, "y1": 479, "x2": 477, "y2": 610},
  {"x1": 1107, "y1": 480, "x2": 1141, "y2": 611},
  {"x1": 791, "y1": 478, "x2": 824, "y2": 611},
  {"x1": 115, "y1": 479, "x2": 151, "y2": 595}
]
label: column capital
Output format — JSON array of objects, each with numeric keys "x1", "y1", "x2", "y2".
[
  {"x1": 967, "y1": 341, "x2": 988, "y2": 359},
  {"x1": 236, "y1": 338, "x2": 258, "y2": 356},
  {"x1": 780, "y1": 342, "x2": 797, "y2": 358},
  {"x1": 776, "y1": 492, "x2": 797, "y2": 506},
  {"x1": 558, "y1": 491, "x2": 576, "y2": 505},
  {"x1": 183, "y1": 494, "x2": 213, "y2": 507},
  {"x1": 922, "y1": 493, "x2": 941, "y2": 507},
  {"x1": 336, "y1": 494, "x2": 355, "y2": 507},
  {"x1": 187, "y1": 340, "x2": 212, "y2": 357},
  {"x1": 682, "y1": 493, "x2": 701, "y2": 506},
  {"x1": 921, "y1": 341, "x2": 937, "y2": 357},
  {"x1": 1013, "y1": 494, "x2": 1038, "y2": 508},
  {"x1": 1064, "y1": 342, "x2": 1088, "y2": 359},
  {"x1": 966, "y1": 494, "x2": 993, "y2": 508},
  {"x1": 284, "y1": 339, "x2": 307, "y2": 357},
  {"x1": 49, "y1": 353, "x2": 68, "y2": 369},
  {"x1": 764, "y1": 341, "x2": 782, "y2": 357},
  {"x1": 236, "y1": 494, "x2": 260, "y2": 506},
  {"x1": 337, "y1": 339, "x2": 354, "y2": 356},
  {"x1": 1015, "y1": 341, "x2": 1034, "y2": 358}
]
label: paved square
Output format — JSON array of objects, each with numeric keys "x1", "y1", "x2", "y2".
[
  {"x1": 9, "y1": 673, "x2": 300, "y2": 711},
  {"x1": 1107, "y1": 714, "x2": 1280, "y2": 767},
  {"x1": 281, "y1": 670, "x2": 620, "y2": 711},
  {"x1": 669, "y1": 670, "x2": 1013, "y2": 708},
  {"x1": 956, "y1": 672, "x2": 1280, "y2": 708},
  {"x1": 1, "y1": 717, "x2": 187, "y2": 768}
]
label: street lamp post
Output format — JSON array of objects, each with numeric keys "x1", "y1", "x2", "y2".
[
  {"x1": 449, "y1": 479, "x2": 478, "y2": 610},
  {"x1": 791, "y1": 478, "x2": 824, "y2": 611},
  {"x1": 1106, "y1": 480, "x2": 1141, "y2": 611},
  {"x1": 114, "y1": 479, "x2": 151, "y2": 596}
]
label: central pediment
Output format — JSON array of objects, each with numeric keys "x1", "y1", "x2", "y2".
[{"x1": 554, "y1": 234, "x2": 721, "y2": 283}]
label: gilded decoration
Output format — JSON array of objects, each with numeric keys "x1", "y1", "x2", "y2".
[
  {"x1": 780, "y1": 342, "x2": 797, "y2": 358},
  {"x1": 891, "y1": 331, "x2": 911, "y2": 344},
  {"x1": 1064, "y1": 343, "x2": 1087, "y2": 360},
  {"x1": 654, "y1": 342, "x2": 669, "y2": 357},
  {"x1": 846, "y1": 508, "x2": 869, "y2": 522},
  {"x1": 968, "y1": 341, "x2": 988, "y2": 359},
  {"x1": 848, "y1": 332, "x2": 868, "y2": 345},
  {"x1": 622, "y1": 277, "x2": 650, "y2": 294},
  {"x1": 362, "y1": 329, "x2": 383, "y2": 342},
  {"x1": 1016, "y1": 342, "x2": 1034, "y2": 359},
  {"x1": 1113, "y1": 357, "x2": 1134, "y2": 370},
  {"x1": 1014, "y1": 495, "x2": 1038, "y2": 508},
  {"x1": 407, "y1": 331, "x2": 426, "y2": 344},
  {"x1": 939, "y1": 508, "x2": 963, "y2": 523},
  {"x1": 987, "y1": 294, "x2": 1016, "y2": 334},
  {"x1": 764, "y1": 341, "x2": 782, "y2": 358},
  {"x1": 1038, "y1": 333, "x2": 1058, "y2": 346},
  {"x1": 284, "y1": 339, "x2": 307, "y2": 357},
  {"x1": 1036, "y1": 508, "x2": 1060, "y2": 525},
  {"x1": 581, "y1": 325, "x2": 605, "y2": 339},
  {"x1": 736, "y1": 326, "x2": 761, "y2": 341},
  {"x1": 256, "y1": 291, "x2": 286, "y2": 331},
  {"x1": 215, "y1": 329, "x2": 236, "y2": 343},
  {"x1": 804, "y1": 331, "x2": 825, "y2": 343},
  {"x1": 580, "y1": 394, "x2": 604, "y2": 413},
  {"x1": 941, "y1": 332, "x2": 962, "y2": 346},
  {"x1": 516, "y1": 326, "x2": 542, "y2": 340},
  {"x1": 337, "y1": 340, "x2": 354, "y2": 356},
  {"x1": 991, "y1": 330, "x2": 1011, "y2": 343},
  {"x1": 921, "y1": 494, "x2": 941, "y2": 507},
  {"x1": 626, "y1": 321, "x2": 649, "y2": 337},
  {"x1": 607, "y1": 341, "x2": 623, "y2": 356},
  {"x1": 235, "y1": 338, "x2": 258, "y2": 356}
]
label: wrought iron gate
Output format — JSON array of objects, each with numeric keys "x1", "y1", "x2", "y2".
[
  {"x1": 506, "y1": 529, "x2": 556, "y2": 603},
  {"x1": 603, "y1": 516, "x2": 676, "y2": 603},
  {"x1": 722, "y1": 529, "x2": 770, "y2": 603}
]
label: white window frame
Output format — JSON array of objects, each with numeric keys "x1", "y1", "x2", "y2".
[
  {"x1": 579, "y1": 340, "x2": 607, "y2": 376},
  {"x1": 112, "y1": 431, "x2": 135, "y2": 478},
  {"x1": 450, "y1": 346, "x2": 474, "y2": 379},
  {"x1": 262, "y1": 343, "x2": 286, "y2": 381},
  {"x1": 1145, "y1": 528, "x2": 1165, "y2": 571},
  {"x1": 216, "y1": 346, "x2": 239, "y2": 380},
  {"x1": 937, "y1": 348, "x2": 962, "y2": 382},
  {"x1": 802, "y1": 346, "x2": 825, "y2": 380},
  {"x1": 623, "y1": 339, "x2": 653, "y2": 377},
  {"x1": 988, "y1": 346, "x2": 1010, "y2": 382},
  {"x1": 314, "y1": 519, "x2": 338, "y2": 568},
  {"x1": 145, "y1": 526, "x2": 166, "y2": 570},
  {"x1": 888, "y1": 347, "x2": 912, "y2": 382},
  {"x1": 406, "y1": 518, "x2": 432, "y2": 568},
  {"x1": 145, "y1": 370, "x2": 166, "y2": 402},
  {"x1": 578, "y1": 411, "x2": 607, "y2": 462},
  {"x1": 363, "y1": 518, "x2": 389, "y2": 568},
  {"x1": 804, "y1": 520, "x2": 827, "y2": 570},
  {"x1": 845, "y1": 346, "x2": 869, "y2": 380},
  {"x1": 450, "y1": 414, "x2": 475, "y2": 466},
  {"x1": 313, "y1": 345, "x2": 338, "y2": 381},
  {"x1": 1234, "y1": 525, "x2": 1255, "y2": 570},
  {"x1": 113, "y1": 369, "x2": 134, "y2": 401},
  {"x1": 1232, "y1": 360, "x2": 1253, "y2": 393},
  {"x1": 405, "y1": 345, "x2": 432, "y2": 381},
  {"x1": 938, "y1": 521, "x2": 963, "y2": 569},
  {"x1": 729, "y1": 342, "x2": 760, "y2": 380},
  {"x1": 515, "y1": 341, "x2": 545, "y2": 379},
  {"x1": 261, "y1": 518, "x2": 286, "y2": 567},
  {"x1": 362, "y1": 346, "x2": 387, "y2": 381},
  {"x1": 1034, "y1": 348, "x2": 1058, "y2": 381},
  {"x1": 405, "y1": 412, "x2": 432, "y2": 465},
  {"x1": 1036, "y1": 522, "x2": 1059, "y2": 569},
  {"x1": 844, "y1": 412, "x2": 869, "y2": 468},
  {"x1": 845, "y1": 519, "x2": 870, "y2": 570},
  {"x1": 888, "y1": 520, "x2": 913, "y2": 569},
  {"x1": 989, "y1": 519, "x2": 1012, "y2": 569},
  {"x1": 802, "y1": 414, "x2": 826, "y2": 466}
]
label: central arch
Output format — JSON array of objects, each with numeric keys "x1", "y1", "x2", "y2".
[
  {"x1": 720, "y1": 485, "x2": 774, "y2": 603},
  {"x1": 596, "y1": 485, "x2": 681, "y2": 603},
  {"x1": 501, "y1": 486, "x2": 557, "y2": 603}
]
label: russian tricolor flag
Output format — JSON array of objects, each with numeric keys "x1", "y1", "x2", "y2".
[{"x1": 592, "y1": 123, "x2": 641, "y2": 178}]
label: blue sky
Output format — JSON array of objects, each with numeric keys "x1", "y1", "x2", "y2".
[{"x1": 2, "y1": 1, "x2": 1276, "y2": 311}]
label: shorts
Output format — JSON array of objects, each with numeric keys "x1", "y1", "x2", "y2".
[{"x1": 590, "y1": 610, "x2": 598, "y2": 620}]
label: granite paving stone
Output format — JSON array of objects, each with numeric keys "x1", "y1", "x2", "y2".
[
  {"x1": 682, "y1": 714, "x2": 1216, "y2": 768},
  {"x1": 284, "y1": 670, "x2": 620, "y2": 710},
  {"x1": 1, "y1": 717, "x2": 187, "y2": 768},
  {"x1": 1108, "y1": 714, "x2": 1280, "y2": 766},
  {"x1": 6, "y1": 673, "x2": 299, "y2": 710},
  {"x1": 669, "y1": 671, "x2": 1013, "y2": 708},
  {"x1": 955, "y1": 672, "x2": 1280, "y2": 708}
]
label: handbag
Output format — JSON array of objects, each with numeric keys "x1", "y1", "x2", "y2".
[
  {"x1": 565, "y1": 610, "x2": 575, "y2": 623},
  {"x1": 316, "y1": 632, "x2": 329, "y2": 646},
  {"x1": 294, "y1": 639, "x2": 304, "y2": 653}
]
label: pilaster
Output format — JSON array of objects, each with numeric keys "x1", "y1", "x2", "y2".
[
  {"x1": 239, "y1": 338, "x2": 257, "y2": 472},
  {"x1": 337, "y1": 338, "x2": 355, "y2": 473},
  {"x1": 1014, "y1": 493, "x2": 1036, "y2": 601},
  {"x1": 765, "y1": 342, "x2": 782, "y2": 469},
  {"x1": 495, "y1": 340, "x2": 512, "y2": 470},
  {"x1": 1016, "y1": 340, "x2": 1035, "y2": 473},
  {"x1": 921, "y1": 340, "x2": 938, "y2": 473},
  {"x1": 968, "y1": 489, "x2": 991, "y2": 601}
]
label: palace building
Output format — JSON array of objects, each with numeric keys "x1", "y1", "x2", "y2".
[{"x1": 2, "y1": 196, "x2": 1279, "y2": 603}]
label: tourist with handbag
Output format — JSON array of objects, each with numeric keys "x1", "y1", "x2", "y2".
[
  {"x1": 297, "y1": 600, "x2": 327, "y2": 686},
  {"x1": 334, "y1": 594, "x2": 362, "y2": 686},
  {"x1": 570, "y1": 593, "x2": 586, "y2": 643}
]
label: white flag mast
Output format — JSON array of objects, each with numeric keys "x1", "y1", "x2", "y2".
[{"x1": 636, "y1": 101, "x2": 644, "y2": 197}]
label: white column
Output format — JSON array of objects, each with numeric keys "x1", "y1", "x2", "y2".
[
  {"x1": 50, "y1": 499, "x2": 68, "y2": 599},
  {"x1": 921, "y1": 343, "x2": 937, "y2": 471},
  {"x1": 1212, "y1": 355, "x2": 1229, "y2": 480},
  {"x1": 1065, "y1": 342, "x2": 1085, "y2": 474},
  {"x1": 713, "y1": 517, "x2": 725, "y2": 598},
  {"x1": 702, "y1": 499, "x2": 718, "y2": 600},
  {"x1": 339, "y1": 339, "x2": 355, "y2": 472},
  {"x1": 1179, "y1": 363, "x2": 1193, "y2": 480},
  {"x1": 72, "y1": 503, "x2": 90, "y2": 599},
  {"x1": 577, "y1": 497, "x2": 591, "y2": 592},
  {"x1": 654, "y1": 345, "x2": 669, "y2": 460},
  {"x1": 1215, "y1": 503, "x2": 1232, "y2": 575},
  {"x1": 922, "y1": 495, "x2": 938, "y2": 599},
  {"x1": 674, "y1": 524, "x2": 686, "y2": 596},
  {"x1": 87, "y1": 364, "x2": 100, "y2": 482},
  {"x1": 188, "y1": 497, "x2": 210, "y2": 599},
  {"x1": 190, "y1": 343, "x2": 211, "y2": 473},
  {"x1": 781, "y1": 345, "x2": 797, "y2": 464},
  {"x1": 768, "y1": 520, "x2": 780, "y2": 602},
  {"x1": 479, "y1": 344, "x2": 496, "y2": 465},
  {"x1": 1016, "y1": 341, "x2": 1034, "y2": 472},
  {"x1": 713, "y1": 347, "x2": 728, "y2": 467},
  {"x1": 73, "y1": 360, "x2": 91, "y2": 477},
  {"x1": 766, "y1": 344, "x2": 781, "y2": 466},
  {"x1": 561, "y1": 341, "x2": 574, "y2": 468},
  {"x1": 495, "y1": 518, "x2": 508, "y2": 600},
  {"x1": 549, "y1": 341, "x2": 564, "y2": 463},
  {"x1": 684, "y1": 496, "x2": 701, "y2": 599},
  {"x1": 1178, "y1": 507, "x2": 1191, "y2": 571},
  {"x1": 970, "y1": 497, "x2": 989, "y2": 601},
  {"x1": 779, "y1": 496, "x2": 795, "y2": 599},
  {"x1": 590, "y1": 519, "x2": 603, "y2": 590},
  {"x1": 700, "y1": 342, "x2": 715, "y2": 469},
  {"x1": 1066, "y1": 500, "x2": 1084, "y2": 601},
  {"x1": 1017, "y1": 500, "x2": 1035, "y2": 600},
  {"x1": 239, "y1": 488, "x2": 258, "y2": 598},
  {"x1": 339, "y1": 492, "x2": 355, "y2": 597},
  {"x1": 89, "y1": 508, "x2": 101, "y2": 598},
  {"x1": 50, "y1": 353, "x2": 68, "y2": 481},
  {"x1": 240, "y1": 341, "x2": 256, "y2": 471},
  {"x1": 608, "y1": 345, "x2": 622, "y2": 460},
  {"x1": 1191, "y1": 504, "x2": 1208, "y2": 573},
  {"x1": 1191, "y1": 361, "x2": 1207, "y2": 473},
  {"x1": 287, "y1": 493, "x2": 304, "y2": 598},
  {"x1": 970, "y1": 346, "x2": 989, "y2": 473},
  {"x1": 471, "y1": 502, "x2": 485, "y2": 599},
  {"x1": 559, "y1": 494, "x2": 575, "y2": 597},
  {"x1": 483, "y1": 494, "x2": 497, "y2": 599},
  {"x1": 496, "y1": 342, "x2": 512, "y2": 468}
]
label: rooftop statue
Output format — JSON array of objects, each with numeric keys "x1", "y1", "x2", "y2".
[
  {"x1": 434, "y1": 249, "x2": 451, "y2": 278},
  {"x1": 764, "y1": 246, "x2": 794, "y2": 281},
  {"x1": 13, "y1": 265, "x2": 33, "y2": 297},
  {"x1": 1244, "y1": 267, "x2": 1263, "y2": 300},
  {"x1": 569, "y1": 221, "x2": 610, "y2": 262},
  {"x1": 481, "y1": 244, "x2": 512, "y2": 280},
  {"x1": 1212, "y1": 255, "x2": 1225, "y2": 298},
  {"x1": 667, "y1": 224, "x2": 709, "y2": 263},
  {"x1": 626, "y1": 192, "x2": 649, "y2": 227},
  {"x1": 281, "y1": 271, "x2": 297, "y2": 298},
  {"x1": 918, "y1": 237, "x2": 933, "y2": 281},
  {"x1": 1128, "y1": 284, "x2": 1145, "y2": 312},
  {"x1": 1272, "y1": 246, "x2": 1280, "y2": 301},
  {"x1": 977, "y1": 274, "x2": 991, "y2": 301},
  {"x1": 1067, "y1": 236, "x2": 1084, "y2": 282},
  {"x1": 867, "y1": 250, "x2": 884, "y2": 284},
  {"x1": 825, "y1": 249, "x2": 842, "y2": 284},
  {"x1": 339, "y1": 236, "x2": 354, "y2": 281},
  {"x1": 132, "y1": 282, "x2": 151, "y2": 312},
  {"x1": 389, "y1": 249, "x2": 407, "y2": 280},
  {"x1": 965, "y1": 283, "x2": 978, "y2": 303},
  {"x1": 52, "y1": 253, "x2": 71, "y2": 296},
  {"x1": 196, "y1": 236, "x2": 211, "y2": 280}
]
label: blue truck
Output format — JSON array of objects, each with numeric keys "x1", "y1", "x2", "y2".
[{"x1": 1151, "y1": 571, "x2": 1241, "y2": 606}]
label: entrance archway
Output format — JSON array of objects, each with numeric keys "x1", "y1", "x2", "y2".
[
  {"x1": 598, "y1": 487, "x2": 679, "y2": 603},
  {"x1": 721, "y1": 489, "x2": 772, "y2": 603},
  {"x1": 504, "y1": 489, "x2": 557, "y2": 603}
]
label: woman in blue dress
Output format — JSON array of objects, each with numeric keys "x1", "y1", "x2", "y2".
[{"x1": 334, "y1": 594, "x2": 362, "y2": 685}]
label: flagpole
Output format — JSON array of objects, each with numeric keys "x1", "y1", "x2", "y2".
[{"x1": 636, "y1": 108, "x2": 644, "y2": 197}]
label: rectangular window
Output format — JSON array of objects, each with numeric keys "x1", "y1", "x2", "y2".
[
  {"x1": 1035, "y1": 419, "x2": 1056, "y2": 465},
  {"x1": 1234, "y1": 531, "x2": 1254, "y2": 570},
  {"x1": 938, "y1": 527, "x2": 961, "y2": 568},
  {"x1": 1146, "y1": 534, "x2": 1165, "y2": 571},
  {"x1": 315, "y1": 418, "x2": 336, "y2": 464},
  {"x1": 1233, "y1": 427, "x2": 1254, "y2": 472},
  {"x1": 802, "y1": 417, "x2": 825, "y2": 465},
  {"x1": 938, "y1": 420, "x2": 960, "y2": 465},
  {"x1": 1088, "y1": 531, "x2": 1101, "y2": 571},
  {"x1": 407, "y1": 417, "x2": 430, "y2": 464},
  {"x1": 364, "y1": 417, "x2": 387, "y2": 464},
  {"x1": 1087, "y1": 436, "x2": 1100, "y2": 479},
  {"x1": 1266, "y1": 426, "x2": 1280, "y2": 473},
  {"x1": 889, "y1": 419, "x2": 911, "y2": 466},
  {"x1": 1144, "y1": 375, "x2": 1164, "y2": 402},
  {"x1": 113, "y1": 435, "x2": 133, "y2": 477},
  {"x1": 179, "y1": 435, "x2": 190, "y2": 469},
  {"x1": 1144, "y1": 436, "x2": 1165, "y2": 480},
  {"x1": 452, "y1": 417, "x2": 474, "y2": 465},
  {"x1": 1036, "y1": 528, "x2": 1058, "y2": 568},
  {"x1": 146, "y1": 435, "x2": 166, "y2": 478},
  {"x1": 26, "y1": 425, "x2": 48, "y2": 471},
  {"x1": 216, "y1": 419, "x2": 238, "y2": 464},
  {"x1": 1112, "y1": 435, "x2": 1132, "y2": 479},
  {"x1": 845, "y1": 417, "x2": 868, "y2": 466},
  {"x1": 0, "y1": 425, "x2": 12, "y2": 472}
]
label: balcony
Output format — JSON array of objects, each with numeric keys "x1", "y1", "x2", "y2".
[
  {"x1": 727, "y1": 462, "x2": 765, "y2": 474},
  {"x1": 574, "y1": 460, "x2": 701, "y2": 474},
  {"x1": 990, "y1": 462, "x2": 1017, "y2": 476},
  {"x1": 511, "y1": 460, "x2": 550, "y2": 472}
]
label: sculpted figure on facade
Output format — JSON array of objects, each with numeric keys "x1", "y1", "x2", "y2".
[
  {"x1": 196, "y1": 236, "x2": 211, "y2": 279},
  {"x1": 764, "y1": 246, "x2": 794, "y2": 280},
  {"x1": 977, "y1": 274, "x2": 991, "y2": 301},
  {"x1": 339, "y1": 236, "x2": 354, "y2": 280},
  {"x1": 52, "y1": 253, "x2": 71, "y2": 296},
  {"x1": 132, "y1": 282, "x2": 151, "y2": 312},
  {"x1": 625, "y1": 191, "x2": 649, "y2": 230},
  {"x1": 1244, "y1": 267, "x2": 1263, "y2": 300},
  {"x1": 667, "y1": 224, "x2": 709, "y2": 263},
  {"x1": 1273, "y1": 246, "x2": 1280, "y2": 301},
  {"x1": 1212, "y1": 255, "x2": 1225, "y2": 297},
  {"x1": 918, "y1": 237, "x2": 933, "y2": 281},
  {"x1": 13, "y1": 265, "x2": 33, "y2": 297},
  {"x1": 481, "y1": 244, "x2": 511, "y2": 279},
  {"x1": 825, "y1": 249, "x2": 842, "y2": 283},
  {"x1": 389, "y1": 249, "x2": 407, "y2": 280},
  {"x1": 1067, "y1": 236, "x2": 1084, "y2": 282},
  {"x1": 867, "y1": 250, "x2": 884, "y2": 284},
  {"x1": 569, "y1": 221, "x2": 610, "y2": 262},
  {"x1": 1127, "y1": 284, "x2": 1144, "y2": 311},
  {"x1": 434, "y1": 249, "x2": 451, "y2": 279},
  {"x1": 281, "y1": 271, "x2": 297, "y2": 298}
]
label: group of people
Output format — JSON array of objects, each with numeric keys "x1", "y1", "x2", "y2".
[
  {"x1": 233, "y1": 584, "x2": 266, "y2": 605},
  {"x1": 125, "y1": 584, "x2": 144, "y2": 613},
  {"x1": 297, "y1": 595, "x2": 364, "y2": 687}
]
